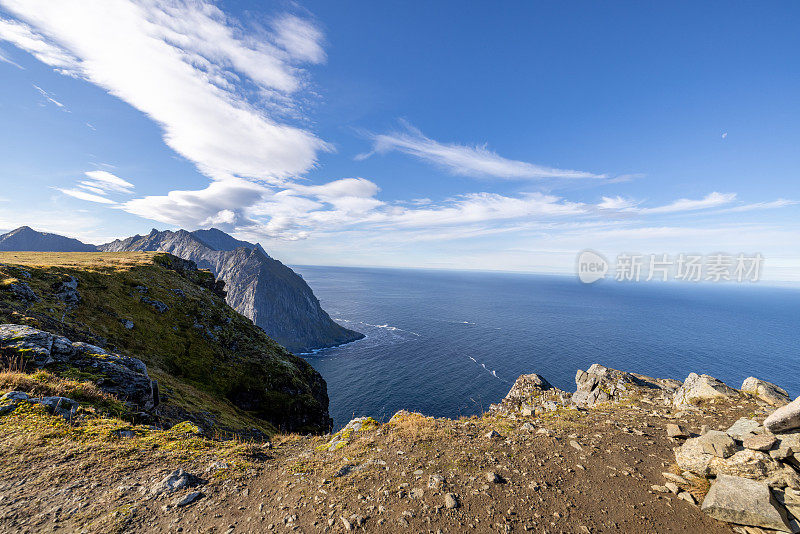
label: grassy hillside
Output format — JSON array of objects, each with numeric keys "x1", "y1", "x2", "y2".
[{"x1": 0, "y1": 251, "x2": 331, "y2": 437}]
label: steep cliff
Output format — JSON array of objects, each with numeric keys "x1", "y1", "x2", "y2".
[
  {"x1": 0, "y1": 251, "x2": 332, "y2": 435},
  {"x1": 99, "y1": 228, "x2": 364, "y2": 353}
]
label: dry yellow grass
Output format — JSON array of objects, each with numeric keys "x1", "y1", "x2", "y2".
[{"x1": 0, "y1": 251, "x2": 156, "y2": 271}]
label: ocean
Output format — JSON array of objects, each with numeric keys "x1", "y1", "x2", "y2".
[{"x1": 291, "y1": 265, "x2": 800, "y2": 429}]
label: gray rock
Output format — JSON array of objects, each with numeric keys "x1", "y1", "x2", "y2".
[
  {"x1": 709, "y1": 449, "x2": 782, "y2": 480},
  {"x1": 174, "y1": 491, "x2": 203, "y2": 507},
  {"x1": 444, "y1": 493, "x2": 459, "y2": 509},
  {"x1": 742, "y1": 377, "x2": 791, "y2": 407},
  {"x1": 0, "y1": 324, "x2": 157, "y2": 412},
  {"x1": 573, "y1": 364, "x2": 679, "y2": 407},
  {"x1": 0, "y1": 403, "x2": 18, "y2": 416},
  {"x1": 700, "y1": 430, "x2": 737, "y2": 458},
  {"x1": 701, "y1": 475, "x2": 791, "y2": 532},
  {"x1": 674, "y1": 373, "x2": 738, "y2": 408},
  {"x1": 0, "y1": 391, "x2": 29, "y2": 403},
  {"x1": 140, "y1": 296, "x2": 169, "y2": 313},
  {"x1": 428, "y1": 474, "x2": 445, "y2": 490},
  {"x1": 765, "y1": 468, "x2": 800, "y2": 490},
  {"x1": 667, "y1": 423, "x2": 689, "y2": 439},
  {"x1": 678, "y1": 491, "x2": 697, "y2": 504},
  {"x1": 665, "y1": 481, "x2": 680, "y2": 494},
  {"x1": 727, "y1": 418, "x2": 762, "y2": 441},
  {"x1": 486, "y1": 472, "x2": 503, "y2": 484},
  {"x1": 743, "y1": 434, "x2": 777, "y2": 451},
  {"x1": 9, "y1": 282, "x2": 38, "y2": 302},
  {"x1": 765, "y1": 397, "x2": 800, "y2": 434},
  {"x1": 151, "y1": 469, "x2": 201, "y2": 496},
  {"x1": 53, "y1": 276, "x2": 80, "y2": 304},
  {"x1": 121, "y1": 319, "x2": 134, "y2": 330},
  {"x1": 675, "y1": 437, "x2": 714, "y2": 475},
  {"x1": 771, "y1": 446, "x2": 795, "y2": 461}
]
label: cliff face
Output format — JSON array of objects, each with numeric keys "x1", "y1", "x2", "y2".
[
  {"x1": 99, "y1": 229, "x2": 364, "y2": 353},
  {"x1": 0, "y1": 226, "x2": 97, "y2": 252},
  {"x1": 0, "y1": 251, "x2": 332, "y2": 435}
]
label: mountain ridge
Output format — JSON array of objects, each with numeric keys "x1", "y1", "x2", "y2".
[
  {"x1": 99, "y1": 228, "x2": 364, "y2": 352},
  {"x1": 0, "y1": 226, "x2": 97, "y2": 252}
]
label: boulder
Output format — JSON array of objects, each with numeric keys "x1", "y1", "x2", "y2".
[
  {"x1": 700, "y1": 431, "x2": 738, "y2": 458},
  {"x1": 743, "y1": 434, "x2": 777, "y2": 452},
  {"x1": 675, "y1": 437, "x2": 714, "y2": 475},
  {"x1": 53, "y1": 276, "x2": 80, "y2": 304},
  {"x1": 9, "y1": 282, "x2": 38, "y2": 302},
  {"x1": 727, "y1": 418, "x2": 762, "y2": 442},
  {"x1": 0, "y1": 324, "x2": 157, "y2": 411},
  {"x1": 701, "y1": 475, "x2": 792, "y2": 532},
  {"x1": 741, "y1": 377, "x2": 791, "y2": 407},
  {"x1": 709, "y1": 449, "x2": 782, "y2": 480},
  {"x1": 765, "y1": 397, "x2": 800, "y2": 434},
  {"x1": 674, "y1": 373, "x2": 738, "y2": 408}
]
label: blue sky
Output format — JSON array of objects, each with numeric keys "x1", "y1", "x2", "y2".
[{"x1": 0, "y1": 1, "x2": 798, "y2": 279}]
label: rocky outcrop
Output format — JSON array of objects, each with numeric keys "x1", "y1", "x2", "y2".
[
  {"x1": 742, "y1": 377, "x2": 791, "y2": 407},
  {"x1": 572, "y1": 363, "x2": 680, "y2": 407},
  {"x1": 673, "y1": 373, "x2": 739, "y2": 408},
  {"x1": 489, "y1": 373, "x2": 570, "y2": 415},
  {"x1": 0, "y1": 324, "x2": 157, "y2": 411},
  {"x1": 100, "y1": 228, "x2": 364, "y2": 353},
  {"x1": 0, "y1": 226, "x2": 97, "y2": 252}
]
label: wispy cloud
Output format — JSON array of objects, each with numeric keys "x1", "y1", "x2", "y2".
[
  {"x1": 357, "y1": 121, "x2": 606, "y2": 180},
  {"x1": 0, "y1": 0, "x2": 329, "y2": 181},
  {"x1": 32, "y1": 83, "x2": 67, "y2": 110},
  {"x1": 0, "y1": 45, "x2": 22, "y2": 68},
  {"x1": 57, "y1": 188, "x2": 116, "y2": 204},
  {"x1": 57, "y1": 170, "x2": 135, "y2": 205},
  {"x1": 637, "y1": 192, "x2": 737, "y2": 214}
]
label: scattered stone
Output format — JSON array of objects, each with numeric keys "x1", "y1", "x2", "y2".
[
  {"x1": 765, "y1": 397, "x2": 800, "y2": 434},
  {"x1": 674, "y1": 373, "x2": 738, "y2": 408},
  {"x1": 486, "y1": 472, "x2": 503, "y2": 484},
  {"x1": 428, "y1": 474, "x2": 445, "y2": 490},
  {"x1": 520, "y1": 423, "x2": 535, "y2": 432},
  {"x1": 485, "y1": 430, "x2": 501, "y2": 439},
  {"x1": 174, "y1": 491, "x2": 203, "y2": 507},
  {"x1": 444, "y1": 494, "x2": 459, "y2": 509},
  {"x1": 741, "y1": 377, "x2": 792, "y2": 407},
  {"x1": 743, "y1": 435, "x2": 777, "y2": 452},
  {"x1": 662, "y1": 472, "x2": 689, "y2": 485},
  {"x1": 666, "y1": 424, "x2": 689, "y2": 439},
  {"x1": 121, "y1": 319, "x2": 134, "y2": 330},
  {"x1": 770, "y1": 447, "x2": 794, "y2": 461},
  {"x1": 700, "y1": 431, "x2": 738, "y2": 458},
  {"x1": 651, "y1": 485, "x2": 670, "y2": 493},
  {"x1": 141, "y1": 296, "x2": 169, "y2": 313},
  {"x1": 151, "y1": 469, "x2": 201, "y2": 496},
  {"x1": 340, "y1": 516, "x2": 352, "y2": 531},
  {"x1": 727, "y1": 418, "x2": 762, "y2": 442},
  {"x1": 678, "y1": 491, "x2": 697, "y2": 504},
  {"x1": 569, "y1": 440, "x2": 583, "y2": 452},
  {"x1": 665, "y1": 482, "x2": 680, "y2": 494},
  {"x1": 701, "y1": 475, "x2": 791, "y2": 532}
]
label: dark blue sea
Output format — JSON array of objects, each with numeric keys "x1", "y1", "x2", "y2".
[{"x1": 291, "y1": 266, "x2": 800, "y2": 429}]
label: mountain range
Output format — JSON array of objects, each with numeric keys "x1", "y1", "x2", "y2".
[{"x1": 0, "y1": 226, "x2": 363, "y2": 353}]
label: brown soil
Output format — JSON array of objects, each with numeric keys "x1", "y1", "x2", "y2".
[{"x1": 0, "y1": 394, "x2": 769, "y2": 534}]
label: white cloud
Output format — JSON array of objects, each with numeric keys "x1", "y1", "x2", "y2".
[
  {"x1": 121, "y1": 178, "x2": 267, "y2": 229},
  {"x1": 357, "y1": 121, "x2": 606, "y2": 180},
  {"x1": 82, "y1": 170, "x2": 134, "y2": 193},
  {"x1": 597, "y1": 195, "x2": 639, "y2": 210},
  {"x1": 721, "y1": 199, "x2": 798, "y2": 213},
  {"x1": 32, "y1": 83, "x2": 66, "y2": 108},
  {"x1": 0, "y1": 0, "x2": 329, "y2": 181},
  {"x1": 57, "y1": 188, "x2": 116, "y2": 204},
  {"x1": 638, "y1": 192, "x2": 737, "y2": 214}
]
